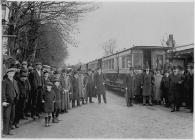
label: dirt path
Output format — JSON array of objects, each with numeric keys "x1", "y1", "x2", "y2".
[{"x1": 7, "y1": 90, "x2": 193, "y2": 138}]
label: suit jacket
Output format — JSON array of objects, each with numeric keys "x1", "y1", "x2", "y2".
[
  {"x1": 30, "y1": 69, "x2": 44, "y2": 89},
  {"x1": 2, "y1": 78, "x2": 19, "y2": 104}
]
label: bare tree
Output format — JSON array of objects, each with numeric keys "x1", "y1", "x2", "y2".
[
  {"x1": 6, "y1": 1, "x2": 99, "y2": 62},
  {"x1": 102, "y1": 39, "x2": 117, "y2": 56}
]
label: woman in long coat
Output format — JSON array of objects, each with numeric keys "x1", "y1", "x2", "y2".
[
  {"x1": 83, "y1": 72, "x2": 93, "y2": 103},
  {"x1": 76, "y1": 72, "x2": 83, "y2": 102},
  {"x1": 71, "y1": 71, "x2": 80, "y2": 107},
  {"x1": 153, "y1": 70, "x2": 163, "y2": 104},
  {"x1": 52, "y1": 79, "x2": 62, "y2": 122}
]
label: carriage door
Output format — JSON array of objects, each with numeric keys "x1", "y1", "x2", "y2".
[{"x1": 143, "y1": 49, "x2": 152, "y2": 68}]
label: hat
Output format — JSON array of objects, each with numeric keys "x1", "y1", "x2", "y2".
[
  {"x1": 42, "y1": 65, "x2": 51, "y2": 69},
  {"x1": 164, "y1": 69, "x2": 169, "y2": 73},
  {"x1": 43, "y1": 70, "x2": 49, "y2": 74},
  {"x1": 10, "y1": 63, "x2": 17, "y2": 69},
  {"x1": 20, "y1": 72, "x2": 28, "y2": 77},
  {"x1": 45, "y1": 81, "x2": 53, "y2": 86},
  {"x1": 20, "y1": 68, "x2": 28, "y2": 73},
  {"x1": 178, "y1": 65, "x2": 184, "y2": 71},
  {"x1": 53, "y1": 78, "x2": 60, "y2": 82},
  {"x1": 22, "y1": 61, "x2": 28, "y2": 65},
  {"x1": 28, "y1": 66, "x2": 33, "y2": 71},
  {"x1": 35, "y1": 62, "x2": 42, "y2": 66},
  {"x1": 187, "y1": 64, "x2": 193, "y2": 69},
  {"x1": 129, "y1": 66, "x2": 134, "y2": 71},
  {"x1": 61, "y1": 69, "x2": 67, "y2": 73},
  {"x1": 173, "y1": 65, "x2": 178, "y2": 70},
  {"x1": 96, "y1": 67, "x2": 101, "y2": 70},
  {"x1": 53, "y1": 70, "x2": 61, "y2": 75},
  {"x1": 6, "y1": 68, "x2": 16, "y2": 73}
]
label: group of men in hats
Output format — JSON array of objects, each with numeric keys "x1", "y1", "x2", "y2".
[
  {"x1": 2, "y1": 61, "x2": 107, "y2": 136},
  {"x1": 124, "y1": 63, "x2": 194, "y2": 113}
]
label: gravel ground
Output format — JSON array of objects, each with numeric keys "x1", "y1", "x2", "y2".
[{"x1": 6, "y1": 90, "x2": 193, "y2": 138}]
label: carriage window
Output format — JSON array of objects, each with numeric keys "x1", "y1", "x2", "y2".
[
  {"x1": 133, "y1": 53, "x2": 142, "y2": 68},
  {"x1": 126, "y1": 55, "x2": 132, "y2": 68},
  {"x1": 109, "y1": 59, "x2": 112, "y2": 69},
  {"x1": 111, "y1": 58, "x2": 114, "y2": 69},
  {"x1": 122, "y1": 56, "x2": 125, "y2": 68}
]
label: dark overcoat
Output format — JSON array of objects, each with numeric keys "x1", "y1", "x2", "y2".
[
  {"x1": 160, "y1": 76, "x2": 169, "y2": 98},
  {"x1": 42, "y1": 89, "x2": 55, "y2": 113},
  {"x1": 134, "y1": 73, "x2": 143, "y2": 96},
  {"x1": 2, "y1": 78, "x2": 17, "y2": 104},
  {"x1": 125, "y1": 74, "x2": 135, "y2": 98},
  {"x1": 94, "y1": 73, "x2": 105, "y2": 96},
  {"x1": 52, "y1": 85, "x2": 62, "y2": 110},
  {"x1": 142, "y1": 73, "x2": 154, "y2": 96},
  {"x1": 83, "y1": 74, "x2": 93, "y2": 97},
  {"x1": 168, "y1": 74, "x2": 183, "y2": 102},
  {"x1": 30, "y1": 70, "x2": 44, "y2": 89},
  {"x1": 72, "y1": 76, "x2": 79, "y2": 100}
]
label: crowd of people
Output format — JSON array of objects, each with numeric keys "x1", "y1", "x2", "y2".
[
  {"x1": 124, "y1": 63, "x2": 194, "y2": 114},
  {"x1": 2, "y1": 59, "x2": 194, "y2": 137},
  {"x1": 2, "y1": 60, "x2": 106, "y2": 136}
]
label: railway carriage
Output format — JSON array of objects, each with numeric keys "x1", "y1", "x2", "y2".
[{"x1": 82, "y1": 46, "x2": 169, "y2": 93}]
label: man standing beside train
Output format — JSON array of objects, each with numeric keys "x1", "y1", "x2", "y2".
[
  {"x1": 94, "y1": 67, "x2": 107, "y2": 104},
  {"x1": 125, "y1": 67, "x2": 135, "y2": 107}
]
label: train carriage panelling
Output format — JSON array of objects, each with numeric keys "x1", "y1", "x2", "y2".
[
  {"x1": 102, "y1": 54, "x2": 118, "y2": 83},
  {"x1": 118, "y1": 49, "x2": 132, "y2": 74},
  {"x1": 115, "y1": 49, "x2": 132, "y2": 90},
  {"x1": 88, "y1": 60, "x2": 98, "y2": 71},
  {"x1": 131, "y1": 50, "x2": 143, "y2": 69}
]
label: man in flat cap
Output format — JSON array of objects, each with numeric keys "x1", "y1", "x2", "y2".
[
  {"x1": 169, "y1": 65, "x2": 183, "y2": 112},
  {"x1": 29, "y1": 62, "x2": 44, "y2": 119},
  {"x1": 2, "y1": 68, "x2": 17, "y2": 136}
]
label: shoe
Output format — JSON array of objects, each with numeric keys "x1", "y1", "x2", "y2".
[
  {"x1": 52, "y1": 119, "x2": 59, "y2": 123},
  {"x1": 7, "y1": 132, "x2": 14, "y2": 135},
  {"x1": 15, "y1": 124, "x2": 19, "y2": 128},
  {"x1": 2, "y1": 134, "x2": 6, "y2": 137},
  {"x1": 90, "y1": 101, "x2": 94, "y2": 103},
  {"x1": 149, "y1": 104, "x2": 153, "y2": 106},
  {"x1": 143, "y1": 104, "x2": 146, "y2": 106},
  {"x1": 10, "y1": 125, "x2": 15, "y2": 130},
  {"x1": 171, "y1": 108, "x2": 175, "y2": 112},
  {"x1": 22, "y1": 117, "x2": 28, "y2": 120},
  {"x1": 32, "y1": 116, "x2": 38, "y2": 120}
]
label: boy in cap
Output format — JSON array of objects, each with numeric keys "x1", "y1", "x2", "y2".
[
  {"x1": 42, "y1": 82, "x2": 55, "y2": 127},
  {"x1": 2, "y1": 68, "x2": 17, "y2": 136},
  {"x1": 52, "y1": 78, "x2": 62, "y2": 123}
]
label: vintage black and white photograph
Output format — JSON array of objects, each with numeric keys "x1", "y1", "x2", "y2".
[{"x1": 1, "y1": 0, "x2": 194, "y2": 138}]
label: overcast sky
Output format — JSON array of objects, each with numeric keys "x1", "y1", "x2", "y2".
[{"x1": 65, "y1": 2, "x2": 194, "y2": 65}]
